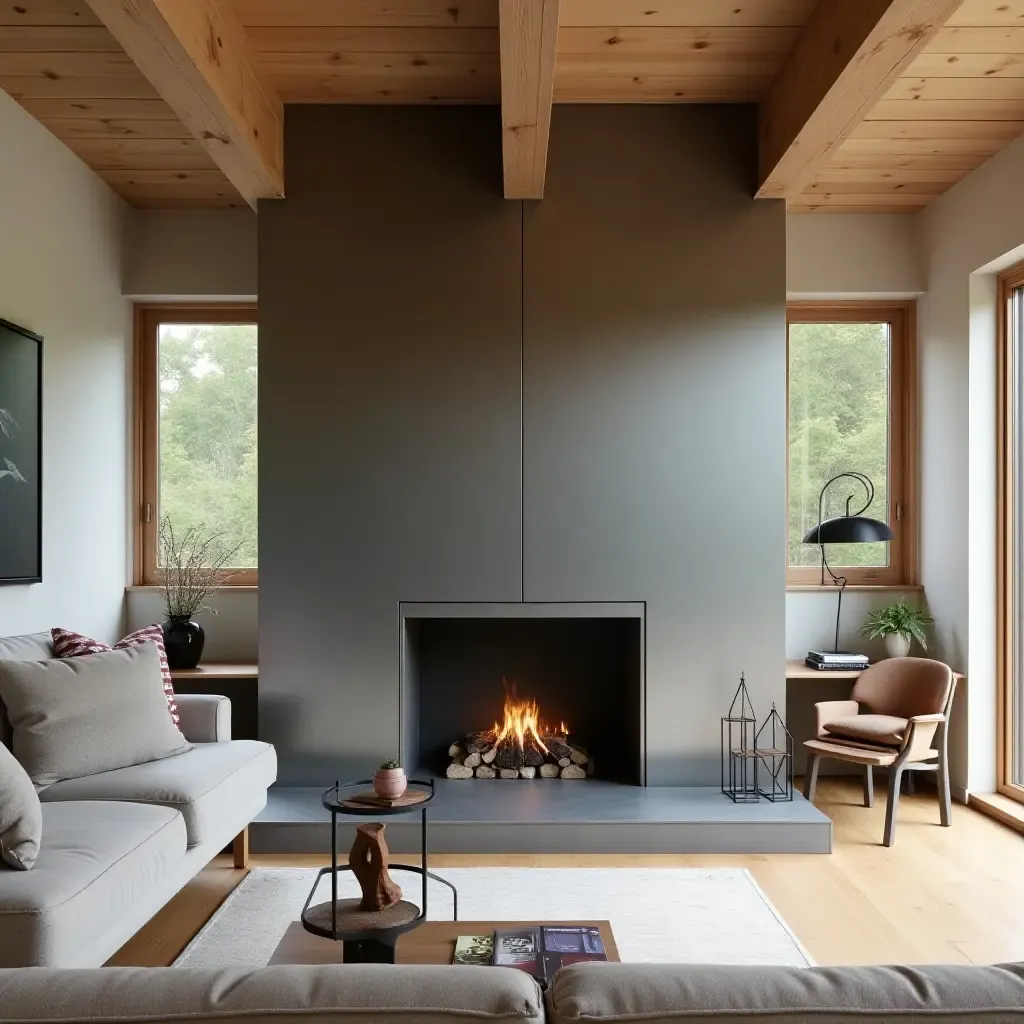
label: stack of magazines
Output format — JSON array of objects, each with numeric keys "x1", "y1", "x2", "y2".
[
  {"x1": 453, "y1": 926, "x2": 606, "y2": 984},
  {"x1": 805, "y1": 650, "x2": 869, "y2": 671}
]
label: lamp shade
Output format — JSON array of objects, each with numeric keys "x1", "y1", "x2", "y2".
[{"x1": 802, "y1": 515, "x2": 893, "y2": 545}]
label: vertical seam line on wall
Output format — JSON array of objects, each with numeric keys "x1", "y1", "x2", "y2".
[{"x1": 520, "y1": 200, "x2": 526, "y2": 603}]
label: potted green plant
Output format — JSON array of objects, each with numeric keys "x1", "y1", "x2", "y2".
[
  {"x1": 373, "y1": 758, "x2": 407, "y2": 800},
  {"x1": 860, "y1": 598, "x2": 933, "y2": 658}
]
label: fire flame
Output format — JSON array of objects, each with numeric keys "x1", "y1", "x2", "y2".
[{"x1": 486, "y1": 686, "x2": 568, "y2": 752}]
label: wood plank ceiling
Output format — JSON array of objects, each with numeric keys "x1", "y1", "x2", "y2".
[
  {"x1": 0, "y1": 0, "x2": 1021, "y2": 211},
  {"x1": 796, "y1": 0, "x2": 1024, "y2": 212}
]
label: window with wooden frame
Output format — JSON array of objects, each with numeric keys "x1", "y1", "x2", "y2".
[
  {"x1": 135, "y1": 304, "x2": 258, "y2": 586},
  {"x1": 787, "y1": 302, "x2": 917, "y2": 587},
  {"x1": 998, "y1": 261, "x2": 1024, "y2": 802}
]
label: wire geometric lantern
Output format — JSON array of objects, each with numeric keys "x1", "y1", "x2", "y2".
[
  {"x1": 721, "y1": 673, "x2": 758, "y2": 803},
  {"x1": 755, "y1": 703, "x2": 794, "y2": 802}
]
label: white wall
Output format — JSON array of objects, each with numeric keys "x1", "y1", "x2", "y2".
[
  {"x1": 0, "y1": 90, "x2": 131, "y2": 643},
  {"x1": 124, "y1": 208, "x2": 257, "y2": 300},
  {"x1": 784, "y1": 212, "x2": 925, "y2": 662},
  {"x1": 918, "y1": 135, "x2": 1024, "y2": 795},
  {"x1": 122, "y1": 205, "x2": 259, "y2": 655},
  {"x1": 126, "y1": 586, "x2": 257, "y2": 661},
  {"x1": 787, "y1": 213, "x2": 924, "y2": 299}
]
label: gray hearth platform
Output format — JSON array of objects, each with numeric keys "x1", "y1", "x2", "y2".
[{"x1": 251, "y1": 781, "x2": 831, "y2": 855}]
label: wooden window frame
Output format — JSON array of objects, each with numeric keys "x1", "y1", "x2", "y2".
[
  {"x1": 997, "y1": 261, "x2": 1024, "y2": 803},
  {"x1": 786, "y1": 301, "x2": 918, "y2": 588},
  {"x1": 134, "y1": 302, "x2": 258, "y2": 587}
]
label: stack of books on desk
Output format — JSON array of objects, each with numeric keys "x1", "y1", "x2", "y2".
[{"x1": 805, "y1": 650, "x2": 870, "y2": 671}]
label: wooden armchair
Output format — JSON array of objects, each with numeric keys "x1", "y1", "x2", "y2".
[{"x1": 803, "y1": 657, "x2": 955, "y2": 847}]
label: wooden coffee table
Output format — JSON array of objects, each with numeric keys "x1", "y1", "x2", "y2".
[{"x1": 270, "y1": 920, "x2": 620, "y2": 966}]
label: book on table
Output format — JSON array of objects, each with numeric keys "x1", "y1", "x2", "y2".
[
  {"x1": 807, "y1": 650, "x2": 869, "y2": 664},
  {"x1": 494, "y1": 928, "x2": 541, "y2": 975},
  {"x1": 453, "y1": 935, "x2": 495, "y2": 966},
  {"x1": 806, "y1": 650, "x2": 869, "y2": 670},
  {"x1": 454, "y1": 926, "x2": 607, "y2": 982}
]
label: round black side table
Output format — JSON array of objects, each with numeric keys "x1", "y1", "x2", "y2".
[{"x1": 300, "y1": 778, "x2": 458, "y2": 963}]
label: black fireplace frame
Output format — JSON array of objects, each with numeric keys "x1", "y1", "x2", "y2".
[{"x1": 398, "y1": 601, "x2": 646, "y2": 786}]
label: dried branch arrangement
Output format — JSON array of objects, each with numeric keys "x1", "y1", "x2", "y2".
[{"x1": 159, "y1": 516, "x2": 240, "y2": 619}]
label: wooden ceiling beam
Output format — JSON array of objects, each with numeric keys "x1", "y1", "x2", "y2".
[
  {"x1": 84, "y1": 0, "x2": 283, "y2": 208},
  {"x1": 498, "y1": 0, "x2": 560, "y2": 199},
  {"x1": 757, "y1": 0, "x2": 964, "y2": 200}
]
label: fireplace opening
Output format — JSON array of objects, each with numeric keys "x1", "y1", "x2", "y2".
[
  {"x1": 400, "y1": 611, "x2": 644, "y2": 785},
  {"x1": 446, "y1": 686, "x2": 593, "y2": 780}
]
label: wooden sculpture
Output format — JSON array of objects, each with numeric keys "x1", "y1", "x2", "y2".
[{"x1": 349, "y1": 822, "x2": 402, "y2": 912}]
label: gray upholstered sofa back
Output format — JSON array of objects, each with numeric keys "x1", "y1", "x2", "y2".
[
  {"x1": 0, "y1": 964, "x2": 544, "y2": 1024},
  {"x1": 2, "y1": 961, "x2": 1024, "y2": 1024},
  {"x1": 548, "y1": 961, "x2": 1024, "y2": 1023},
  {"x1": 0, "y1": 632, "x2": 54, "y2": 750}
]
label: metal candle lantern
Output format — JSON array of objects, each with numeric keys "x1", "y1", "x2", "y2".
[
  {"x1": 721, "y1": 673, "x2": 758, "y2": 803},
  {"x1": 755, "y1": 703, "x2": 794, "y2": 802}
]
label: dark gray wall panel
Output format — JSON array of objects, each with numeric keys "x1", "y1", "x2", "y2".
[
  {"x1": 259, "y1": 107, "x2": 524, "y2": 784},
  {"x1": 522, "y1": 107, "x2": 787, "y2": 785},
  {"x1": 259, "y1": 105, "x2": 786, "y2": 788}
]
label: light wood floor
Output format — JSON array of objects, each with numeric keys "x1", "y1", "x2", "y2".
[{"x1": 107, "y1": 778, "x2": 1024, "y2": 969}]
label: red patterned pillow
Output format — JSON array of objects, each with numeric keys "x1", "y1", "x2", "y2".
[{"x1": 51, "y1": 625, "x2": 181, "y2": 730}]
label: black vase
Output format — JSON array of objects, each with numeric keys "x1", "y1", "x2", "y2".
[{"x1": 162, "y1": 616, "x2": 205, "y2": 670}]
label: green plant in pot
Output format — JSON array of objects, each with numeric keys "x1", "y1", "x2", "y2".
[
  {"x1": 860, "y1": 598, "x2": 933, "y2": 659},
  {"x1": 159, "y1": 517, "x2": 239, "y2": 670},
  {"x1": 373, "y1": 758, "x2": 407, "y2": 800}
]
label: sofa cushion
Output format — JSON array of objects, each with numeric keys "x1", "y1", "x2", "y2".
[
  {"x1": 52, "y1": 625, "x2": 181, "y2": 731},
  {"x1": 0, "y1": 743, "x2": 41, "y2": 870},
  {"x1": 824, "y1": 714, "x2": 908, "y2": 748},
  {"x1": 0, "y1": 633, "x2": 52, "y2": 752},
  {"x1": 0, "y1": 634, "x2": 53, "y2": 662},
  {"x1": 40, "y1": 740, "x2": 277, "y2": 847},
  {"x1": 0, "y1": 801, "x2": 186, "y2": 968},
  {"x1": 548, "y1": 961, "x2": 1024, "y2": 1024},
  {"x1": 0, "y1": 963, "x2": 544, "y2": 1024},
  {"x1": 0, "y1": 644, "x2": 190, "y2": 788}
]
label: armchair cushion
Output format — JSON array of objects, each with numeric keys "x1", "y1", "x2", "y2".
[{"x1": 824, "y1": 714, "x2": 908, "y2": 747}]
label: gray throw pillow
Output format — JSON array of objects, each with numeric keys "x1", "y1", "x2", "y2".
[
  {"x1": 0, "y1": 643, "x2": 190, "y2": 788},
  {"x1": 0, "y1": 742, "x2": 41, "y2": 869}
]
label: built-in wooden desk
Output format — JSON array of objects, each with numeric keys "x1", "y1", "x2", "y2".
[
  {"x1": 170, "y1": 663, "x2": 258, "y2": 740},
  {"x1": 169, "y1": 663, "x2": 258, "y2": 681},
  {"x1": 786, "y1": 658, "x2": 965, "y2": 682}
]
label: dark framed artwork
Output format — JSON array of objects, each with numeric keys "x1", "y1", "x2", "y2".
[{"x1": 0, "y1": 318, "x2": 42, "y2": 584}]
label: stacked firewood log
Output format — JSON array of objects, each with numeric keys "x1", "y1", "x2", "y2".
[{"x1": 446, "y1": 731, "x2": 593, "y2": 780}]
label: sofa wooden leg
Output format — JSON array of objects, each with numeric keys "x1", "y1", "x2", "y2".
[
  {"x1": 233, "y1": 826, "x2": 250, "y2": 869},
  {"x1": 803, "y1": 755, "x2": 821, "y2": 802},
  {"x1": 863, "y1": 765, "x2": 874, "y2": 808}
]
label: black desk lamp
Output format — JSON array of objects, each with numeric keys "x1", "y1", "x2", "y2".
[{"x1": 802, "y1": 471, "x2": 893, "y2": 654}]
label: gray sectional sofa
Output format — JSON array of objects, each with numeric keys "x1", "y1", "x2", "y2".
[
  {"x1": 2, "y1": 961, "x2": 1024, "y2": 1024},
  {"x1": 0, "y1": 631, "x2": 277, "y2": 968}
]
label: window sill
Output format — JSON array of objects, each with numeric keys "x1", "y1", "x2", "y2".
[
  {"x1": 126, "y1": 585, "x2": 258, "y2": 593},
  {"x1": 786, "y1": 584, "x2": 923, "y2": 593},
  {"x1": 969, "y1": 792, "x2": 1024, "y2": 836}
]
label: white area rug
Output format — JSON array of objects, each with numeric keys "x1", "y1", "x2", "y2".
[{"x1": 175, "y1": 868, "x2": 813, "y2": 968}]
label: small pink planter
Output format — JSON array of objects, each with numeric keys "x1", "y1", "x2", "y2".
[{"x1": 373, "y1": 766, "x2": 408, "y2": 800}]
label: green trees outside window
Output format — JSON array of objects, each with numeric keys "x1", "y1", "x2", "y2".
[{"x1": 157, "y1": 322, "x2": 257, "y2": 569}]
